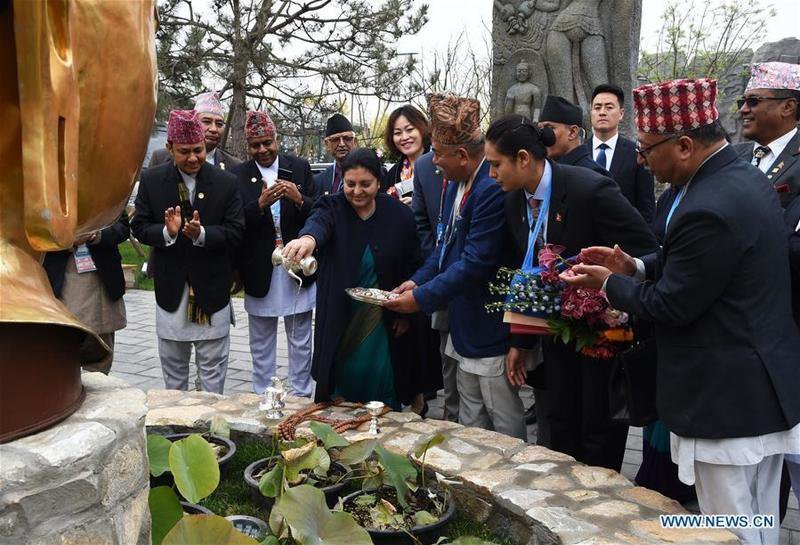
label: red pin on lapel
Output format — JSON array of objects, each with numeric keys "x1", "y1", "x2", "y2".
[{"x1": 555, "y1": 212, "x2": 562, "y2": 222}]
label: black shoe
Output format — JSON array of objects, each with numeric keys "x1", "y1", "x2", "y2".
[{"x1": 524, "y1": 404, "x2": 537, "y2": 425}]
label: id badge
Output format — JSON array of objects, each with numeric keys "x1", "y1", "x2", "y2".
[
  {"x1": 436, "y1": 222, "x2": 444, "y2": 245},
  {"x1": 74, "y1": 244, "x2": 97, "y2": 274}
]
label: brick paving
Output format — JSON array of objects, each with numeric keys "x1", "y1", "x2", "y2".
[{"x1": 111, "y1": 289, "x2": 799, "y2": 544}]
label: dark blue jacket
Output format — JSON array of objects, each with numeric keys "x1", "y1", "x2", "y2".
[
  {"x1": 411, "y1": 161, "x2": 512, "y2": 358},
  {"x1": 411, "y1": 151, "x2": 445, "y2": 258},
  {"x1": 607, "y1": 145, "x2": 800, "y2": 439}
]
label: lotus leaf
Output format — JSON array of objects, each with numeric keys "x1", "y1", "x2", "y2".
[{"x1": 169, "y1": 434, "x2": 220, "y2": 503}]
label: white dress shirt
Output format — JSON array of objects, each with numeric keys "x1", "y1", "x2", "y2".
[
  {"x1": 592, "y1": 133, "x2": 620, "y2": 171},
  {"x1": 753, "y1": 126, "x2": 797, "y2": 173}
]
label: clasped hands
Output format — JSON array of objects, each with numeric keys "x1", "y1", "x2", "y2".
[
  {"x1": 559, "y1": 244, "x2": 637, "y2": 289},
  {"x1": 259, "y1": 179, "x2": 302, "y2": 209},
  {"x1": 164, "y1": 206, "x2": 202, "y2": 241}
]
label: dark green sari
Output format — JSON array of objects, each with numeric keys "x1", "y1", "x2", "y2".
[{"x1": 332, "y1": 246, "x2": 398, "y2": 409}]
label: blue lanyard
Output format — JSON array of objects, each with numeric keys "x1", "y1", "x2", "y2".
[
  {"x1": 522, "y1": 184, "x2": 551, "y2": 271},
  {"x1": 665, "y1": 184, "x2": 688, "y2": 230}
]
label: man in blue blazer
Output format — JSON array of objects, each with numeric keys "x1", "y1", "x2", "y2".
[
  {"x1": 386, "y1": 94, "x2": 525, "y2": 440},
  {"x1": 565, "y1": 79, "x2": 800, "y2": 545},
  {"x1": 411, "y1": 150, "x2": 460, "y2": 422}
]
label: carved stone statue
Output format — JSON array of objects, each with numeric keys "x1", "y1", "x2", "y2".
[
  {"x1": 545, "y1": 0, "x2": 609, "y2": 110},
  {"x1": 492, "y1": 0, "x2": 642, "y2": 135},
  {"x1": 505, "y1": 61, "x2": 542, "y2": 120}
]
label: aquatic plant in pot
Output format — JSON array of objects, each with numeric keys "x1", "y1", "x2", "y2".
[
  {"x1": 149, "y1": 416, "x2": 237, "y2": 488},
  {"x1": 147, "y1": 433, "x2": 265, "y2": 545},
  {"x1": 244, "y1": 422, "x2": 352, "y2": 509},
  {"x1": 339, "y1": 433, "x2": 456, "y2": 545}
]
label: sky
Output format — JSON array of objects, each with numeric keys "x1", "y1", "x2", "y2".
[{"x1": 401, "y1": 0, "x2": 799, "y2": 60}]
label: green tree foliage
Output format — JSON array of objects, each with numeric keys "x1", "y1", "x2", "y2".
[{"x1": 156, "y1": 0, "x2": 428, "y2": 157}]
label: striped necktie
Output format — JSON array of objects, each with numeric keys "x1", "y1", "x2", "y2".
[{"x1": 528, "y1": 196, "x2": 545, "y2": 251}]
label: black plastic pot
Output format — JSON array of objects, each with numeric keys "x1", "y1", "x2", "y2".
[
  {"x1": 149, "y1": 432, "x2": 237, "y2": 489},
  {"x1": 341, "y1": 488, "x2": 456, "y2": 545},
  {"x1": 181, "y1": 501, "x2": 214, "y2": 515},
  {"x1": 226, "y1": 515, "x2": 269, "y2": 541},
  {"x1": 243, "y1": 456, "x2": 351, "y2": 510}
]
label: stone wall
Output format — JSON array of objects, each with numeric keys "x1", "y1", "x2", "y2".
[
  {"x1": 0, "y1": 374, "x2": 150, "y2": 545},
  {"x1": 146, "y1": 389, "x2": 740, "y2": 545}
]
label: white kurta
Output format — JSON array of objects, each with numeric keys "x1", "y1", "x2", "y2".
[
  {"x1": 671, "y1": 422, "x2": 800, "y2": 485},
  {"x1": 156, "y1": 284, "x2": 231, "y2": 341},
  {"x1": 243, "y1": 157, "x2": 315, "y2": 317}
]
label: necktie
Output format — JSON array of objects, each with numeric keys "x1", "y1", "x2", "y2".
[
  {"x1": 528, "y1": 196, "x2": 545, "y2": 251},
  {"x1": 332, "y1": 165, "x2": 342, "y2": 193},
  {"x1": 595, "y1": 143, "x2": 609, "y2": 169},
  {"x1": 752, "y1": 146, "x2": 770, "y2": 167}
]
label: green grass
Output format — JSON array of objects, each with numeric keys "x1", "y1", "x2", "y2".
[
  {"x1": 199, "y1": 436, "x2": 276, "y2": 518},
  {"x1": 443, "y1": 512, "x2": 517, "y2": 545},
  {"x1": 195, "y1": 436, "x2": 514, "y2": 544},
  {"x1": 119, "y1": 240, "x2": 154, "y2": 291}
]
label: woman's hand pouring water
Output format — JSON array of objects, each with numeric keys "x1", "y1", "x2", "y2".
[{"x1": 282, "y1": 235, "x2": 316, "y2": 262}]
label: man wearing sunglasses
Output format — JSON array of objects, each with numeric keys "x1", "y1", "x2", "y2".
[
  {"x1": 313, "y1": 114, "x2": 358, "y2": 198},
  {"x1": 735, "y1": 62, "x2": 800, "y2": 208}
]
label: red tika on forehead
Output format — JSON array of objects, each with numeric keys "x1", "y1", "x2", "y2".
[
  {"x1": 632, "y1": 78, "x2": 718, "y2": 134},
  {"x1": 167, "y1": 109, "x2": 205, "y2": 144},
  {"x1": 245, "y1": 110, "x2": 276, "y2": 140}
]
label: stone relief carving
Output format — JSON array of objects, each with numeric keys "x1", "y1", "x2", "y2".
[
  {"x1": 492, "y1": 0, "x2": 641, "y2": 134},
  {"x1": 505, "y1": 61, "x2": 543, "y2": 120}
]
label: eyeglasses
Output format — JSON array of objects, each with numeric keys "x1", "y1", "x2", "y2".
[
  {"x1": 326, "y1": 134, "x2": 355, "y2": 145},
  {"x1": 635, "y1": 136, "x2": 676, "y2": 158},
  {"x1": 737, "y1": 96, "x2": 789, "y2": 109}
]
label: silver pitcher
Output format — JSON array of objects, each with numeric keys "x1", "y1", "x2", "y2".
[{"x1": 271, "y1": 246, "x2": 317, "y2": 276}]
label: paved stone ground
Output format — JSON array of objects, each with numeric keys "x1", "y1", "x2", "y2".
[{"x1": 112, "y1": 290, "x2": 799, "y2": 544}]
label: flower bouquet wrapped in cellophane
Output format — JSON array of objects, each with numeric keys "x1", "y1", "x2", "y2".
[{"x1": 487, "y1": 245, "x2": 633, "y2": 359}]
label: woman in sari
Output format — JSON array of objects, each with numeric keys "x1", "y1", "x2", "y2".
[{"x1": 282, "y1": 148, "x2": 424, "y2": 409}]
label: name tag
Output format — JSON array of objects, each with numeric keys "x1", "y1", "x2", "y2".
[{"x1": 74, "y1": 244, "x2": 97, "y2": 273}]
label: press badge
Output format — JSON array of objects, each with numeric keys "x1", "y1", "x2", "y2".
[{"x1": 74, "y1": 244, "x2": 97, "y2": 273}]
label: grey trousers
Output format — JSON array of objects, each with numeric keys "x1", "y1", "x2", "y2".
[
  {"x1": 81, "y1": 332, "x2": 115, "y2": 375},
  {"x1": 158, "y1": 336, "x2": 230, "y2": 394},
  {"x1": 456, "y1": 365, "x2": 527, "y2": 441},
  {"x1": 694, "y1": 454, "x2": 783, "y2": 545},
  {"x1": 248, "y1": 311, "x2": 313, "y2": 397},
  {"x1": 439, "y1": 331, "x2": 460, "y2": 422}
]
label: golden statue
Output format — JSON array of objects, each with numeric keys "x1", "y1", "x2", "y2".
[{"x1": 0, "y1": 0, "x2": 157, "y2": 442}]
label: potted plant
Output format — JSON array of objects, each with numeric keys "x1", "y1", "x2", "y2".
[
  {"x1": 148, "y1": 433, "x2": 258, "y2": 545},
  {"x1": 244, "y1": 422, "x2": 352, "y2": 509},
  {"x1": 149, "y1": 417, "x2": 237, "y2": 489},
  {"x1": 339, "y1": 433, "x2": 456, "y2": 545}
]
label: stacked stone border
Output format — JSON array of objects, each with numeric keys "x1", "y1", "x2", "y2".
[{"x1": 146, "y1": 389, "x2": 740, "y2": 545}]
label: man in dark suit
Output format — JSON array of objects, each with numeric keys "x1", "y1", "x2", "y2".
[
  {"x1": 149, "y1": 91, "x2": 241, "y2": 171},
  {"x1": 566, "y1": 79, "x2": 800, "y2": 545},
  {"x1": 586, "y1": 84, "x2": 655, "y2": 223},
  {"x1": 231, "y1": 110, "x2": 317, "y2": 397},
  {"x1": 42, "y1": 214, "x2": 130, "y2": 374},
  {"x1": 313, "y1": 114, "x2": 357, "y2": 198},
  {"x1": 387, "y1": 94, "x2": 526, "y2": 440},
  {"x1": 410, "y1": 150, "x2": 460, "y2": 422},
  {"x1": 538, "y1": 95, "x2": 610, "y2": 177},
  {"x1": 132, "y1": 110, "x2": 244, "y2": 394},
  {"x1": 485, "y1": 114, "x2": 657, "y2": 467},
  {"x1": 788, "y1": 195, "x2": 800, "y2": 324},
  {"x1": 734, "y1": 62, "x2": 800, "y2": 208}
]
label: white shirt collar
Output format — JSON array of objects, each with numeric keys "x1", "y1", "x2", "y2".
[
  {"x1": 205, "y1": 150, "x2": 216, "y2": 165},
  {"x1": 758, "y1": 127, "x2": 798, "y2": 161},
  {"x1": 593, "y1": 132, "x2": 619, "y2": 151},
  {"x1": 178, "y1": 169, "x2": 196, "y2": 187},
  {"x1": 256, "y1": 157, "x2": 279, "y2": 182}
]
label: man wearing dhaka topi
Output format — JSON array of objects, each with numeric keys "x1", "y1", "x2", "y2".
[{"x1": 132, "y1": 110, "x2": 244, "y2": 394}]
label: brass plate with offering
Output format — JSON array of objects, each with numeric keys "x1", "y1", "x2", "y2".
[{"x1": 345, "y1": 287, "x2": 399, "y2": 306}]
